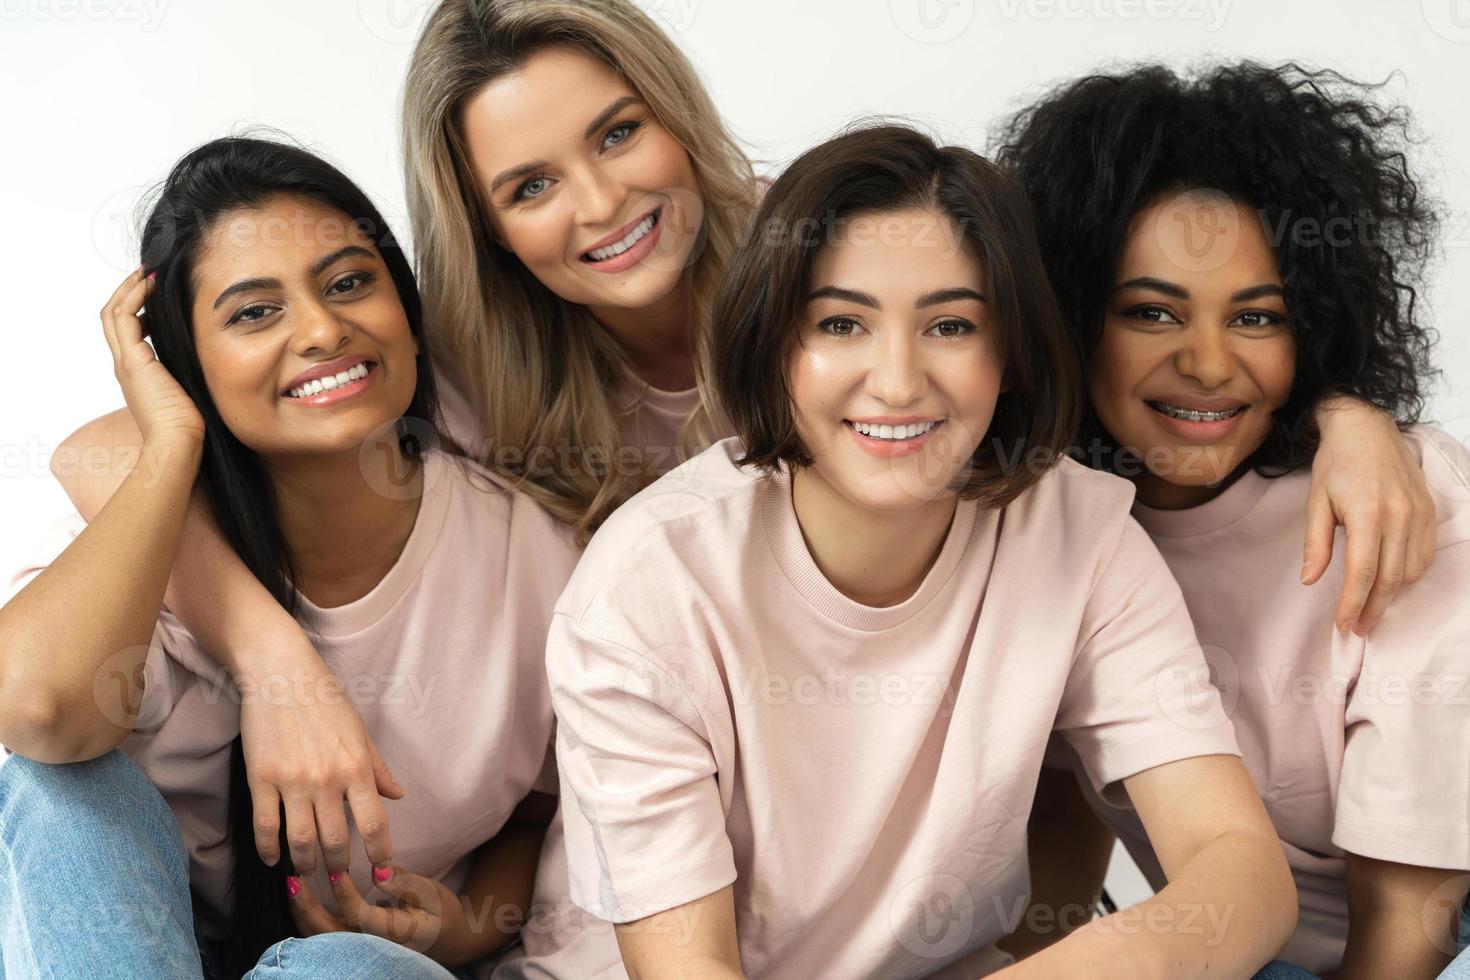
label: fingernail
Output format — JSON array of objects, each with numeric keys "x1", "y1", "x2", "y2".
[
  {"x1": 328, "y1": 871, "x2": 341, "y2": 885},
  {"x1": 373, "y1": 865, "x2": 393, "y2": 882},
  {"x1": 146, "y1": 271, "x2": 156, "y2": 281},
  {"x1": 286, "y1": 876, "x2": 302, "y2": 898}
]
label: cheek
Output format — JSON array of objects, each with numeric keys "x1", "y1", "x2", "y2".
[
  {"x1": 1253, "y1": 336, "x2": 1297, "y2": 409},
  {"x1": 499, "y1": 208, "x2": 573, "y2": 269},
  {"x1": 786, "y1": 345, "x2": 851, "y2": 428},
  {"x1": 1089, "y1": 326, "x2": 1150, "y2": 422}
]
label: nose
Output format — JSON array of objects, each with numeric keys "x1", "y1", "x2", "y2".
[
  {"x1": 864, "y1": 326, "x2": 928, "y2": 408},
  {"x1": 569, "y1": 161, "x2": 627, "y2": 231},
  {"x1": 290, "y1": 297, "x2": 352, "y2": 358},
  {"x1": 1174, "y1": 323, "x2": 1236, "y2": 390}
]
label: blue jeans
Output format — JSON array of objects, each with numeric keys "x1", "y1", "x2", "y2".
[
  {"x1": 1250, "y1": 962, "x2": 1318, "y2": 979},
  {"x1": 0, "y1": 749, "x2": 458, "y2": 979}
]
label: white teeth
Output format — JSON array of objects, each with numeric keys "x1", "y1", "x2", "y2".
[
  {"x1": 851, "y1": 420, "x2": 940, "y2": 440},
  {"x1": 287, "y1": 361, "x2": 371, "y2": 399},
  {"x1": 1148, "y1": 401, "x2": 1245, "y2": 422},
  {"x1": 586, "y1": 212, "x2": 657, "y2": 262}
]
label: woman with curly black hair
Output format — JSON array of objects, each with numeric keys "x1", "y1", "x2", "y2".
[{"x1": 995, "y1": 62, "x2": 1470, "y2": 978}]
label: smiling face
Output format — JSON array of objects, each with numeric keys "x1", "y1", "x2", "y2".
[
  {"x1": 188, "y1": 194, "x2": 420, "y2": 462},
  {"x1": 786, "y1": 207, "x2": 1004, "y2": 514},
  {"x1": 1090, "y1": 191, "x2": 1297, "y2": 508},
  {"x1": 460, "y1": 46, "x2": 705, "y2": 319}
]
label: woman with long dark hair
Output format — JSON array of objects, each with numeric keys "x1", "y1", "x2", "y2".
[
  {"x1": 0, "y1": 136, "x2": 582, "y2": 978},
  {"x1": 995, "y1": 62, "x2": 1470, "y2": 979}
]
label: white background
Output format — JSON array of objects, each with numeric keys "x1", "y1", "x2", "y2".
[{"x1": 2, "y1": 0, "x2": 1468, "y2": 904}]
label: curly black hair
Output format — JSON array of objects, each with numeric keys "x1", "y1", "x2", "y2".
[{"x1": 993, "y1": 61, "x2": 1441, "y2": 473}]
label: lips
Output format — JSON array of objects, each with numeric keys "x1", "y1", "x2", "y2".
[
  {"x1": 282, "y1": 356, "x2": 376, "y2": 397},
  {"x1": 579, "y1": 207, "x2": 660, "y2": 263}
]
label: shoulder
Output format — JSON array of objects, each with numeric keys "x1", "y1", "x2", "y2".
[
  {"x1": 1403, "y1": 424, "x2": 1470, "y2": 548},
  {"x1": 558, "y1": 438, "x2": 765, "y2": 616},
  {"x1": 428, "y1": 450, "x2": 582, "y2": 570},
  {"x1": 1002, "y1": 456, "x2": 1141, "y2": 556}
]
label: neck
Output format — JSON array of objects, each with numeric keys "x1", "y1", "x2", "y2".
[
  {"x1": 586, "y1": 274, "x2": 696, "y2": 391},
  {"x1": 790, "y1": 468, "x2": 959, "y2": 607},
  {"x1": 1133, "y1": 463, "x2": 1248, "y2": 511},
  {"x1": 264, "y1": 443, "x2": 424, "y2": 608}
]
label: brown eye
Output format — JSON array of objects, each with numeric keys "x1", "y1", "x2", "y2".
[{"x1": 818, "y1": 316, "x2": 862, "y2": 337}]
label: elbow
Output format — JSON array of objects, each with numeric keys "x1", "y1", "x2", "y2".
[
  {"x1": 0, "y1": 673, "x2": 123, "y2": 765},
  {"x1": 1255, "y1": 835, "x2": 1299, "y2": 956}
]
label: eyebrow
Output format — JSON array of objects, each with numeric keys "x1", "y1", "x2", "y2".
[
  {"x1": 488, "y1": 95, "x2": 644, "y2": 196},
  {"x1": 1114, "y1": 276, "x2": 1284, "y2": 303},
  {"x1": 806, "y1": 285, "x2": 986, "y2": 308},
  {"x1": 211, "y1": 245, "x2": 375, "y2": 310}
]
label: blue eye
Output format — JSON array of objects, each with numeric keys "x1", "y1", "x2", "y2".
[
  {"x1": 602, "y1": 121, "x2": 641, "y2": 150},
  {"x1": 514, "y1": 176, "x2": 551, "y2": 201}
]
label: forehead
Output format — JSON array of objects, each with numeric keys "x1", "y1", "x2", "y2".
[
  {"x1": 1119, "y1": 191, "x2": 1281, "y2": 286},
  {"x1": 195, "y1": 195, "x2": 373, "y2": 279},
  {"x1": 461, "y1": 47, "x2": 636, "y2": 160},
  {"x1": 809, "y1": 209, "x2": 984, "y2": 293}
]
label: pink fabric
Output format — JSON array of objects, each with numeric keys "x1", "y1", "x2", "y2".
[
  {"x1": 545, "y1": 437, "x2": 1239, "y2": 979},
  {"x1": 435, "y1": 365, "x2": 703, "y2": 478},
  {"x1": 1075, "y1": 424, "x2": 1470, "y2": 974},
  {"x1": 7, "y1": 451, "x2": 584, "y2": 979}
]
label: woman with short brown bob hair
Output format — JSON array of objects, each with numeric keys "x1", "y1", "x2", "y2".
[
  {"x1": 717, "y1": 124, "x2": 1081, "y2": 509},
  {"x1": 544, "y1": 123, "x2": 1298, "y2": 978}
]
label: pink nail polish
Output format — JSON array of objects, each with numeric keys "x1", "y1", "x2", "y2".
[
  {"x1": 147, "y1": 271, "x2": 156, "y2": 281},
  {"x1": 373, "y1": 865, "x2": 393, "y2": 882},
  {"x1": 328, "y1": 871, "x2": 341, "y2": 885},
  {"x1": 286, "y1": 876, "x2": 302, "y2": 898}
]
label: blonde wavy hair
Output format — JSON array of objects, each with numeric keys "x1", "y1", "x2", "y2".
[{"x1": 403, "y1": 0, "x2": 758, "y2": 542}]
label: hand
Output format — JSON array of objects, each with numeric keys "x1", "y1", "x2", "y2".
[
  {"x1": 240, "y1": 644, "x2": 405, "y2": 880},
  {"x1": 1305, "y1": 397, "x2": 1437, "y2": 635},
  {"x1": 100, "y1": 266, "x2": 205, "y2": 449},
  {"x1": 288, "y1": 865, "x2": 477, "y2": 966}
]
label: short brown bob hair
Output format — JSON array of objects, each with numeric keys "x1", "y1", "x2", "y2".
[{"x1": 714, "y1": 123, "x2": 1082, "y2": 509}]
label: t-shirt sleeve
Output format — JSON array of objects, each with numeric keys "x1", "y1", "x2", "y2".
[
  {"x1": 1332, "y1": 544, "x2": 1470, "y2": 870},
  {"x1": 5, "y1": 512, "x2": 188, "y2": 738},
  {"x1": 1054, "y1": 518, "x2": 1240, "y2": 804},
  {"x1": 546, "y1": 612, "x2": 737, "y2": 923}
]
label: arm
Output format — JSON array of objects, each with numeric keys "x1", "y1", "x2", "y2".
[
  {"x1": 51, "y1": 323, "x2": 401, "y2": 883},
  {"x1": 1306, "y1": 394, "x2": 1436, "y2": 634},
  {"x1": 615, "y1": 886, "x2": 745, "y2": 980},
  {"x1": 0, "y1": 268, "x2": 201, "y2": 762},
  {"x1": 999, "y1": 755, "x2": 1295, "y2": 980},
  {"x1": 437, "y1": 790, "x2": 558, "y2": 965},
  {"x1": 0, "y1": 436, "x2": 198, "y2": 762},
  {"x1": 1338, "y1": 854, "x2": 1466, "y2": 980},
  {"x1": 998, "y1": 765, "x2": 1116, "y2": 960}
]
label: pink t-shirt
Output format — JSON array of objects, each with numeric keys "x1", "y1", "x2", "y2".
[
  {"x1": 545, "y1": 437, "x2": 1240, "y2": 979},
  {"x1": 6, "y1": 451, "x2": 583, "y2": 979},
  {"x1": 1070, "y1": 424, "x2": 1470, "y2": 973},
  {"x1": 435, "y1": 365, "x2": 704, "y2": 478}
]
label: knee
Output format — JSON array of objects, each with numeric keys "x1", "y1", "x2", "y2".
[
  {"x1": 249, "y1": 933, "x2": 456, "y2": 980},
  {"x1": 0, "y1": 749, "x2": 169, "y2": 843}
]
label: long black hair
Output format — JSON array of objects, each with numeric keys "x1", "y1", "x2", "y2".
[
  {"x1": 137, "y1": 134, "x2": 441, "y2": 976},
  {"x1": 994, "y1": 61, "x2": 1440, "y2": 473}
]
